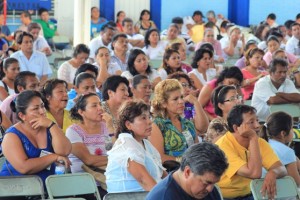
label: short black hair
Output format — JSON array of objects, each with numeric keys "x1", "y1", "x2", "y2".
[
  {"x1": 191, "y1": 48, "x2": 213, "y2": 69},
  {"x1": 38, "y1": 8, "x2": 48, "y2": 16},
  {"x1": 216, "y1": 67, "x2": 243, "y2": 85},
  {"x1": 16, "y1": 32, "x2": 34, "y2": 45},
  {"x1": 122, "y1": 18, "x2": 133, "y2": 26},
  {"x1": 21, "y1": 11, "x2": 31, "y2": 20},
  {"x1": 269, "y1": 58, "x2": 288, "y2": 73},
  {"x1": 267, "y1": 13, "x2": 276, "y2": 20},
  {"x1": 227, "y1": 105, "x2": 256, "y2": 132},
  {"x1": 73, "y1": 44, "x2": 90, "y2": 58},
  {"x1": 172, "y1": 17, "x2": 183, "y2": 24},
  {"x1": 144, "y1": 28, "x2": 160, "y2": 47},
  {"x1": 284, "y1": 20, "x2": 295, "y2": 30},
  {"x1": 111, "y1": 33, "x2": 127, "y2": 50},
  {"x1": 101, "y1": 75, "x2": 129, "y2": 101},
  {"x1": 100, "y1": 23, "x2": 115, "y2": 32},
  {"x1": 73, "y1": 64, "x2": 98, "y2": 85},
  {"x1": 14, "y1": 71, "x2": 36, "y2": 93}
]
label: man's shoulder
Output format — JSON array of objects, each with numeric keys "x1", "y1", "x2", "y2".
[{"x1": 146, "y1": 174, "x2": 173, "y2": 200}]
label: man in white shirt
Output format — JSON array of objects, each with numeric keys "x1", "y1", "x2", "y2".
[
  {"x1": 252, "y1": 58, "x2": 300, "y2": 121},
  {"x1": 11, "y1": 32, "x2": 52, "y2": 85},
  {"x1": 89, "y1": 24, "x2": 115, "y2": 63},
  {"x1": 122, "y1": 18, "x2": 144, "y2": 48},
  {"x1": 28, "y1": 22, "x2": 52, "y2": 56},
  {"x1": 285, "y1": 22, "x2": 300, "y2": 55}
]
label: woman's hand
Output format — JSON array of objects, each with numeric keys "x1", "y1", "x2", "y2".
[
  {"x1": 97, "y1": 55, "x2": 109, "y2": 68},
  {"x1": 102, "y1": 112, "x2": 115, "y2": 133},
  {"x1": 56, "y1": 155, "x2": 72, "y2": 169},
  {"x1": 30, "y1": 116, "x2": 53, "y2": 129},
  {"x1": 184, "y1": 94, "x2": 198, "y2": 105}
]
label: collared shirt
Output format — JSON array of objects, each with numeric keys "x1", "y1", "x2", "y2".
[
  {"x1": 110, "y1": 51, "x2": 129, "y2": 72},
  {"x1": 215, "y1": 132, "x2": 279, "y2": 198},
  {"x1": 286, "y1": 35, "x2": 300, "y2": 55},
  {"x1": 153, "y1": 116, "x2": 196, "y2": 157},
  {"x1": 251, "y1": 75, "x2": 300, "y2": 121},
  {"x1": 89, "y1": 36, "x2": 107, "y2": 59},
  {"x1": 33, "y1": 35, "x2": 51, "y2": 54},
  {"x1": 11, "y1": 50, "x2": 52, "y2": 79}
]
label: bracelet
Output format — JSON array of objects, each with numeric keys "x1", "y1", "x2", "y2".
[{"x1": 48, "y1": 121, "x2": 56, "y2": 129}]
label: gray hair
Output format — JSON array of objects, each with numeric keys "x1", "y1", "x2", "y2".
[{"x1": 180, "y1": 143, "x2": 228, "y2": 177}]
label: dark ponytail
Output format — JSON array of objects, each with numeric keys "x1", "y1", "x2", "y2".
[
  {"x1": 259, "y1": 111, "x2": 292, "y2": 142},
  {"x1": 259, "y1": 124, "x2": 269, "y2": 142}
]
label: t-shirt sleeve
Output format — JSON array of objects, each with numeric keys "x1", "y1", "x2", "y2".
[
  {"x1": 285, "y1": 79, "x2": 300, "y2": 93},
  {"x1": 253, "y1": 78, "x2": 276, "y2": 103},
  {"x1": 259, "y1": 139, "x2": 280, "y2": 170},
  {"x1": 66, "y1": 126, "x2": 84, "y2": 144},
  {"x1": 221, "y1": 145, "x2": 247, "y2": 179}
]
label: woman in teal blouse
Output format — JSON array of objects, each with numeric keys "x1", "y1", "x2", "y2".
[{"x1": 149, "y1": 79, "x2": 198, "y2": 163}]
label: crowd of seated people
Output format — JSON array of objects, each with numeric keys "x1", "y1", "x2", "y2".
[{"x1": 1, "y1": 6, "x2": 300, "y2": 200}]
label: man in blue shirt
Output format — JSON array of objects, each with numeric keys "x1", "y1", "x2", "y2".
[{"x1": 146, "y1": 143, "x2": 228, "y2": 200}]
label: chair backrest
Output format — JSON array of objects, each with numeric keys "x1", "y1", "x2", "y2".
[
  {"x1": 250, "y1": 176, "x2": 300, "y2": 200},
  {"x1": 46, "y1": 172, "x2": 101, "y2": 200},
  {"x1": 104, "y1": 192, "x2": 148, "y2": 200},
  {"x1": 0, "y1": 175, "x2": 45, "y2": 199},
  {"x1": 149, "y1": 59, "x2": 162, "y2": 69},
  {"x1": 269, "y1": 104, "x2": 300, "y2": 118}
]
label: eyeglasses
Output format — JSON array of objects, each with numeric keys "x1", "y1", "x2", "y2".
[
  {"x1": 223, "y1": 95, "x2": 242, "y2": 102},
  {"x1": 181, "y1": 83, "x2": 192, "y2": 89}
]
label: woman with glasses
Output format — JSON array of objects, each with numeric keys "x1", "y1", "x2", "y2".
[
  {"x1": 198, "y1": 66, "x2": 243, "y2": 121},
  {"x1": 206, "y1": 85, "x2": 242, "y2": 143},
  {"x1": 241, "y1": 48, "x2": 268, "y2": 100},
  {"x1": 149, "y1": 79, "x2": 199, "y2": 163},
  {"x1": 195, "y1": 28, "x2": 224, "y2": 63},
  {"x1": 121, "y1": 49, "x2": 161, "y2": 87}
]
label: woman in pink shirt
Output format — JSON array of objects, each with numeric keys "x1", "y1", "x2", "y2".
[
  {"x1": 263, "y1": 35, "x2": 300, "y2": 67},
  {"x1": 241, "y1": 48, "x2": 268, "y2": 100},
  {"x1": 198, "y1": 67, "x2": 243, "y2": 121}
]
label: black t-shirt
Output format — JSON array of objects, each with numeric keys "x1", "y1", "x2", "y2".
[{"x1": 146, "y1": 172, "x2": 222, "y2": 200}]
